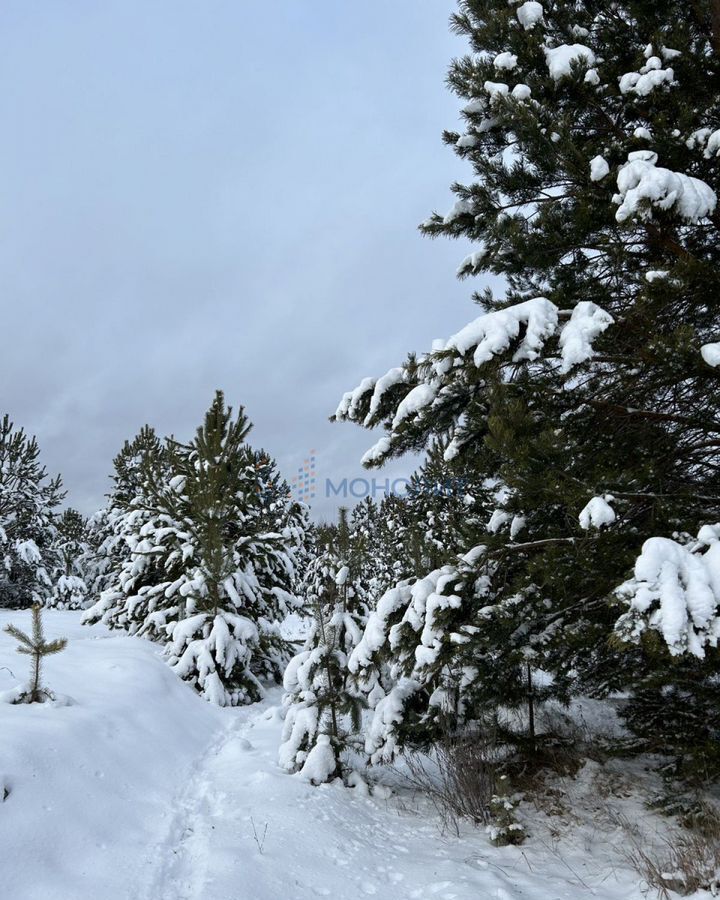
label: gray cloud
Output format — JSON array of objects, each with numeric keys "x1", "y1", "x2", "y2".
[{"x1": 0, "y1": 0, "x2": 493, "y2": 520}]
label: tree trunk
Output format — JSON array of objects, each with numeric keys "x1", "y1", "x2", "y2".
[{"x1": 527, "y1": 663, "x2": 536, "y2": 752}]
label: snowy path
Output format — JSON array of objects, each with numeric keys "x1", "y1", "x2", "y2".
[
  {"x1": 140, "y1": 694, "x2": 519, "y2": 900},
  {"x1": 138, "y1": 693, "x2": 642, "y2": 900},
  {"x1": 144, "y1": 716, "x2": 243, "y2": 900},
  {"x1": 0, "y1": 612, "x2": 644, "y2": 900}
]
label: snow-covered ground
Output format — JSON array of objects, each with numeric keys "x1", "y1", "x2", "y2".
[{"x1": 0, "y1": 610, "x2": 666, "y2": 899}]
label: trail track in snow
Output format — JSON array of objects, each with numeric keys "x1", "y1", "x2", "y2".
[
  {"x1": 143, "y1": 709, "x2": 257, "y2": 900},
  {"x1": 138, "y1": 689, "x2": 639, "y2": 900}
]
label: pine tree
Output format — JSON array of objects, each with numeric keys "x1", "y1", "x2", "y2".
[
  {"x1": 402, "y1": 443, "x2": 495, "y2": 570},
  {"x1": 348, "y1": 498, "x2": 396, "y2": 605},
  {"x1": 335, "y1": 1, "x2": 720, "y2": 769},
  {"x1": 5, "y1": 605, "x2": 67, "y2": 703},
  {"x1": 154, "y1": 394, "x2": 304, "y2": 704},
  {"x1": 47, "y1": 509, "x2": 90, "y2": 610},
  {"x1": 0, "y1": 415, "x2": 64, "y2": 609},
  {"x1": 82, "y1": 425, "x2": 170, "y2": 632},
  {"x1": 85, "y1": 392, "x2": 305, "y2": 706},
  {"x1": 279, "y1": 509, "x2": 369, "y2": 782}
]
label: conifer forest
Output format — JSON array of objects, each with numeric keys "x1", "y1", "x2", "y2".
[{"x1": 3, "y1": 2, "x2": 720, "y2": 898}]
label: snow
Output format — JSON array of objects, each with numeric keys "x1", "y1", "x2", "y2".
[
  {"x1": 493, "y1": 51, "x2": 517, "y2": 71},
  {"x1": 589, "y1": 155, "x2": 610, "y2": 182},
  {"x1": 360, "y1": 436, "x2": 391, "y2": 466},
  {"x1": 558, "y1": 301, "x2": 613, "y2": 371},
  {"x1": 443, "y1": 197, "x2": 474, "y2": 224},
  {"x1": 701, "y1": 342, "x2": 720, "y2": 367},
  {"x1": 483, "y1": 80, "x2": 509, "y2": 99},
  {"x1": 391, "y1": 383, "x2": 437, "y2": 428},
  {"x1": 0, "y1": 610, "x2": 676, "y2": 899},
  {"x1": 616, "y1": 532, "x2": 720, "y2": 657},
  {"x1": 614, "y1": 151, "x2": 717, "y2": 223},
  {"x1": 619, "y1": 66, "x2": 674, "y2": 96},
  {"x1": 516, "y1": 1, "x2": 543, "y2": 30},
  {"x1": 16, "y1": 539, "x2": 42, "y2": 566},
  {"x1": 334, "y1": 377, "x2": 376, "y2": 421},
  {"x1": 511, "y1": 83, "x2": 531, "y2": 100},
  {"x1": 457, "y1": 246, "x2": 488, "y2": 276},
  {"x1": 706, "y1": 129, "x2": 720, "y2": 158},
  {"x1": 487, "y1": 509, "x2": 511, "y2": 533},
  {"x1": 578, "y1": 495, "x2": 616, "y2": 530},
  {"x1": 363, "y1": 366, "x2": 405, "y2": 424},
  {"x1": 544, "y1": 44, "x2": 595, "y2": 81},
  {"x1": 299, "y1": 733, "x2": 337, "y2": 784},
  {"x1": 443, "y1": 297, "x2": 558, "y2": 368},
  {"x1": 0, "y1": 610, "x2": 223, "y2": 899}
]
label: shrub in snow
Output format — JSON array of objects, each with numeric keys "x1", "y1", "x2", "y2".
[
  {"x1": 402, "y1": 731, "x2": 499, "y2": 835},
  {"x1": 4, "y1": 605, "x2": 67, "y2": 703},
  {"x1": 487, "y1": 784, "x2": 525, "y2": 847}
]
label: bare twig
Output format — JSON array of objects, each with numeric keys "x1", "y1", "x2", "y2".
[{"x1": 250, "y1": 817, "x2": 268, "y2": 854}]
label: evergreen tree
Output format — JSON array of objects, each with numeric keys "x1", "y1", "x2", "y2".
[
  {"x1": 82, "y1": 426, "x2": 170, "y2": 631},
  {"x1": 335, "y1": 0, "x2": 720, "y2": 769},
  {"x1": 47, "y1": 508, "x2": 90, "y2": 610},
  {"x1": 348, "y1": 497, "x2": 397, "y2": 605},
  {"x1": 85, "y1": 392, "x2": 305, "y2": 706},
  {"x1": 0, "y1": 415, "x2": 63, "y2": 609},
  {"x1": 402, "y1": 443, "x2": 495, "y2": 570},
  {"x1": 5, "y1": 605, "x2": 67, "y2": 703},
  {"x1": 82, "y1": 507, "x2": 116, "y2": 600},
  {"x1": 279, "y1": 509, "x2": 369, "y2": 782}
]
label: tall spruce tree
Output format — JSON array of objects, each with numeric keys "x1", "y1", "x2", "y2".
[{"x1": 335, "y1": 1, "x2": 720, "y2": 769}]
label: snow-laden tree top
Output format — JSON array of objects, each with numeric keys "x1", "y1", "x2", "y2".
[{"x1": 334, "y1": 1, "x2": 720, "y2": 473}]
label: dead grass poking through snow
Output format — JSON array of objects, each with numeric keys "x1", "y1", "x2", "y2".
[{"x1": 618, "y1": 801, "x2": 720, "y2": 898}]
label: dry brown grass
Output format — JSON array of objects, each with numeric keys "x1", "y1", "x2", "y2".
[
  {"x1": 619, "y1": 802, "x2": 720, "y2": 898},
  {"x1": 398, "y1": 731, "x2": 500, "y2": 836}
]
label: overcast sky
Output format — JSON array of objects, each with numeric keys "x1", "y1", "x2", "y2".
[{"x1": 0, "y1": 1, "x2": 486, "y2": 521}]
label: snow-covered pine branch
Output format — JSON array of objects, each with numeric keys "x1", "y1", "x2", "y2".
[
  {"x1": 333, "y1": 298, "x2": 613, "y2": 468},
  {"x1": 615, "y1": 525, "x2": 720, "y2": 658}
]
